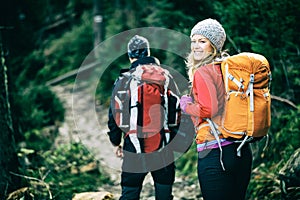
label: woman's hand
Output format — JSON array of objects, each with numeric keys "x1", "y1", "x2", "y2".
[{"x1": 180, "y1": 95, "x2": 193, "y2": 113}]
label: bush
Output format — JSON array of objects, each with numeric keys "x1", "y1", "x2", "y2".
[
  {"x1": 175, "y1": 143, "x2": 197, "y2": 181},
  {"x1": 248, "y1": 106, "x2": 300, "y2": 199},
  {"x1": 19, "y1": 142, "x2": 111, "y2": 199},
  {"x1": 14, "y1": 85, "x2": 65, "y2": 132}
]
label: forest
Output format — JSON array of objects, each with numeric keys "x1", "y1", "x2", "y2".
[{"x1": 0, "y1": 0, "x2": 299, "y2": 199}]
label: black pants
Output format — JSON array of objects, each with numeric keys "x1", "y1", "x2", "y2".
[
  {"x1": 120, "y1": 163, "x2": 175, "y2": 200},
  {"x1": 197, "y1": 143, "x2": 252, "y2": 200}
]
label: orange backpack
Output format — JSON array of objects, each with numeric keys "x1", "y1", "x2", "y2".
[{"x1": 207, "y1": 52, "x2": 272, "y2": 156}]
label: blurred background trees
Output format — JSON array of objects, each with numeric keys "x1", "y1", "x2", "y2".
[{"x1": 0, "y1": 0, "x2": 299, "y2": 199}]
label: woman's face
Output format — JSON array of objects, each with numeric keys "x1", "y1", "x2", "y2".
[{"x1": 191, "y1": 34, "x2": 213, "y2": 61}]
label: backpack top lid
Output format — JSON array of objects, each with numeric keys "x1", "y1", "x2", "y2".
[
  {"x1": 128, "y1": 56, "x2": 166, "y2": 85},
  {"x1": 221, "y1": 52, "x2": 271, "y2": 90},
  {"x1": 222, "y1": 52, "x2": 270, "y2": 73}
]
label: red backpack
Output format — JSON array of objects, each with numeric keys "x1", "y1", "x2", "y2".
[{"x1": 111, "y1": 62, "x2": 180, "y2": 153}]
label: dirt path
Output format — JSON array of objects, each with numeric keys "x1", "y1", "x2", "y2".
[{"x1": 51, "y1": 82, "x2": 202, "y2": 200}]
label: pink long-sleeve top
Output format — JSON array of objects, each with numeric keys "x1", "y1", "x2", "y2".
[{"x1": 185, "y1": 63, "x2": 232, "y2": 150}]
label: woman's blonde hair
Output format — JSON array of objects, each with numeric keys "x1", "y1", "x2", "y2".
[{"x1": 186, "y1": 43, "x2": 229, "y2": 81}]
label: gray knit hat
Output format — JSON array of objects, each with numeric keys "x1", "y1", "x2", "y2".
[
  {"x1": 190, "y1": 18, "x2": 226, "y2": 51},
  {"x1": 127, "y1": 35, "x2": 150, "y2": 58}
]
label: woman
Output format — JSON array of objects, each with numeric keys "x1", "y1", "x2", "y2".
[{"x1": 180, "y1": 18, "x2": 253, "y2": 200}]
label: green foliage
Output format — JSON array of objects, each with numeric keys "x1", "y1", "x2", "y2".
[
  {"x1": 247, "y1": 164, "x2": 282, "y2": 199},
  {"x1": 143, "y1": 0, "x2": 194, "y2": 30},
  {"x1": 12, "y1": 10, "x2": 93, "y2": 86},
  {"x1": 271, "y1": 56, "x2": 300, "y2": 104},
  {"x1": 24, "y1": 129, "x2": 55, "y2": 152},
  {"x1": 248, "y1": 163, "x2": 300, "y2": 200},
  {"x1": 37, "y1": 12, "x2": 93, "y2": 83},
  {"x1": 3, "y1": 0, "x2": 300, "y2": 198},
  {"x1": 13, "y1": 85, "x2": 64, "y2": 133},
  {"x1": 17, "y1": 50, "x2": 45, "y2": 86},
  {"x1": 266, "y1": 107, "x2": 300, "y2": 165},
  {"x1": 215, "y1": 0, "x2": 300, "y2": 56},
  {"x1": 96, "y1": 56, "x2": 129, "y2": 105},
  {"x1": 247, "y1": 106, "x2": 300, "y2": 199},
  {"x1": 20, "y1": 142, "x2": 110, "y2": 199},
  {"x1": 175, "y1": 143, "x2": 198, "y2": 181}
]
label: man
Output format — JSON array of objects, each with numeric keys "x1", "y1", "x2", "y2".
[{"x1": 107, "y1": 35, "x2": 180, "y2": 200}]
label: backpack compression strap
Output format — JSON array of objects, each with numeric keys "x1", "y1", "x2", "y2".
[
  {"x1": 163, "y1": 70, "x2": 170, "y2": 144},
  {"x1": 128, "y1": 77, "x2": 142, "y2": 153}
]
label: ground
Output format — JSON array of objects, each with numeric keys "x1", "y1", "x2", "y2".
[{"x1": 51, "y1": 82, "x2": 202, "y2": 200}]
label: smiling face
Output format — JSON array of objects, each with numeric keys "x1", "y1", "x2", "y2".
[{"x1": 191, "y1": 34, "x2": 213, "y2": 61}]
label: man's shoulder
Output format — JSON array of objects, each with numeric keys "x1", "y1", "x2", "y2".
[
  {"x1": 134, "y1": 56, "x2": 160, "y2": 67},
  {"x1": 119, "y1": 68, "x2": 130, "y2": 75}
]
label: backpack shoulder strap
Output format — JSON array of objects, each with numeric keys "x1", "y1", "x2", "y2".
[{"x1": 119, "y1": 68, "x2": 130, "y2": 75}]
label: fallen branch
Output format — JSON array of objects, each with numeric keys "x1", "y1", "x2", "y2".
[
  {"x1": 46, "y1": 60, "x2": 101, "y2": 86},
  {"x1": 10, "y1": 171, "x2": 53, "y2": 199},
  {"x1": 271, "y1": 95, "x2": 298, "y2": 109}
]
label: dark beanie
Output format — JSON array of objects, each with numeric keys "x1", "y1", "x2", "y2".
[{"x1": 127, "y1": 35, "x2": 150, "y2": 59}]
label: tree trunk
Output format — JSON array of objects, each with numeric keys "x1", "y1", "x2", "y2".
[
  {"x1": 93, "y1": 0, "x2": 104, "y2": 48},
  {"x1": 0, "y1": 43, "x2": 20, "y2": 198}
]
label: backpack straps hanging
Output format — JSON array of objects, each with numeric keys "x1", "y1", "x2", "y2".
[
  {"x1": 205, "y1": 118, "x2": 225, "y2": 171},
  {"x1": 128, "y1": 74, "x2": 142, "y2": 153},
  {"x1": 163, "y1": 70, "x2": 170, "y2": 145}
]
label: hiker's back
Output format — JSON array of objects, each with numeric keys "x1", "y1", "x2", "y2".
[{"x1": 111, "y1": 56, "x2": 180, "y2": 153}]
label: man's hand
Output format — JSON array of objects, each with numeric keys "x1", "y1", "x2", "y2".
[{"x1": 115, "y1": 145, "x2": 123, "y2": 158}]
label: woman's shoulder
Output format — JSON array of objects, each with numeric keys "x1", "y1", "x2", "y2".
[
  {"x1": 196, "y1": 62, "x2": 221, "y2": 72},
  {"x1": 194, "y1": 63, "x2": 222, "y2": 81}
]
